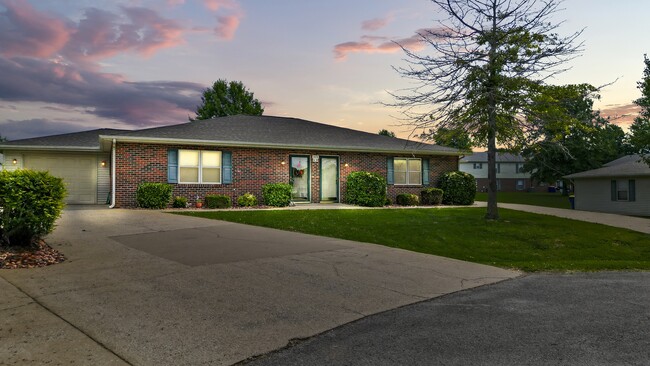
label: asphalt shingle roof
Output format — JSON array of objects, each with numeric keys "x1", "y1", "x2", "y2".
[
  {"x1": 0, "y1": 129, "x2": 126, "y2": 149},
  {"x1": 0, "y1": 116, "x2": 461, "y2": 155},
  {"x1": 105, "y1": 115, "x2": 460, "y2": 155},
  {"x1": 565, "y1": 155, "x2": 650, "y2": 178}
]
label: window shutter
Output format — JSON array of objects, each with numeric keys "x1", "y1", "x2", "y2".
[
  {"x1": 629, "y1": 179, "x2": 636, "y2": 202},
  {"x1": 611, "y1": 180, "x2": 616, "y2": 201},
  {"x1": 387, "y1": 157, "x2": 394, "y2": 185},
  {"x1": 167, "y1": 149, "x2": 178, "y2": 183},
  {"x1": 422, "y1": 158, "x2": 430, "y2": 185},
  {"x1": 222, "y1": 151, "x2": 232, "y2": 184}
]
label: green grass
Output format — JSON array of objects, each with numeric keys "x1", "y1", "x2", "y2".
[
  {"x1": 175, "y1": 208, "x2": 650, "y2": 272},
  {"x1": 475, "y1": 192, "x2": 570, "y2": 209}
]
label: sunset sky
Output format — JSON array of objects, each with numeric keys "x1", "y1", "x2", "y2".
[{"x1": 0, "y1": 0, "x2": 648, "y2": 141}]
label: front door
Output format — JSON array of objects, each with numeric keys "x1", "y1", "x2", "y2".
[
  {"x1": 320, "y1": 156, "x2": 339, "y2": 202},
  {"x1": 290, "y1": 155, "x2": 310, "y2": 202}
]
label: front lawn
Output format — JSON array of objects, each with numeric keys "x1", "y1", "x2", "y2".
[
  {"x1": 475, "y1": 192, "x2": 570, "y2": 209},
  {"x1": 175, "y1": 208, "x2": 650, "y2": 272}
]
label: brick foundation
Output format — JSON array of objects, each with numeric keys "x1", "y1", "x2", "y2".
[{"x1": 114, "y1": 142, "x2": 458, "y2": 207}]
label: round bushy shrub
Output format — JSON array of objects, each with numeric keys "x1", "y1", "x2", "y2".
[
  {"x1": 136, "y1": 183, "x2": 173, "y2": 209},
  {"x1": 237, "y1": 192, "x2": 258, "y2": 207},
  {"x1": 172, "y1": 196, "x2": 188, "y2": 208},
  {"x1": 346, "y1": 171, "x2": 386, "y2": 207},
  {"x1": 262, "y1": 183, "x2": 292, "y2": 207},
  {"x1": 396, "y1": 193, "x2": 419, "y2": 206},
  {"x1": 205, "y1": 194, "x2": 231, "y2": 209},
  {"x1": 0, "y1": 170, "x2": 66, "y2": 247},
  {"x1": 438, "y1": 171, "x2": 476, "y2": 205},
  {"x1": 421, "y1": 188, "x2": 444, "y2": 205}
]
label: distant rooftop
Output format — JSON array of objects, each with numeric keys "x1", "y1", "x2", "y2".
[{"x1": 565, "y1": 155, "x2": 650, "y2": 179}]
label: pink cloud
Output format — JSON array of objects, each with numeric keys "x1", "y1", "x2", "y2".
[
  {"x1": 204, "y1": 0, "x2": 236, "y2": 12},
  {"x1": 214, "y1": 14, "x2": 240, "y2": 40},
  {"x1": 361, "y1": 17, "x2": 391, "y2": 31},
  {"x1": 334, "y1": 29, "x2": 433, "y2": 60},
  {"x1": 601, "y1": 103, "x2": 641, "y2": 130},
  {"x1": 0, "y1": 0, "x2": 71, "y2": 58}
]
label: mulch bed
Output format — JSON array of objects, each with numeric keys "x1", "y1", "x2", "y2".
[{"x1": 0, "y1": 240, "x2": 66, "y2": 269}]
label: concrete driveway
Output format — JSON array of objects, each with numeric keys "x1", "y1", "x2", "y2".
[{"x1": 0, "y1": 207, "x2": 519, "y2": 365}]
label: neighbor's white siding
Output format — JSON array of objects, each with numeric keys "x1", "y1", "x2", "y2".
[
  {"x1": 459, "y1": 162, "x2": 529, "y2": 179},
  {"x1": 574, "y1": 177, "x2": 650, "y2": 216}
]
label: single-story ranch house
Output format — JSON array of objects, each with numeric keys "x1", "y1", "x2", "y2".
[
  {"x1": 565, "y1": 155, "x2": 649, "y2": 216},
  {"x1": 0, "y1": 115, "x2": 461, "y2": 207}
]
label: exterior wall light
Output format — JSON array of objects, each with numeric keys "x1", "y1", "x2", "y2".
[
  {"x1": 344, "y1": 163, "x2": 349, "y2": 167},
  {"x1": 281, "y1": 161, "x2": 286, "y2": 165},
  {"x1": 101, "y1": 160, "x2": 107, "y2": 167},
  {"x1": 12, "y1": 158, "x2": 17, "y2": 165}
]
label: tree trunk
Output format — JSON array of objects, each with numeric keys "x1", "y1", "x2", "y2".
[{"x1": 485, "y1": 0, "x2": 499, "y2": 220}]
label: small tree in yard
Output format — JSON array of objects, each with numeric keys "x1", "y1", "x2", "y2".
[
  {"x1": 390, "y1": 0, "x2": 582, "y2": 219},
  {"x1": 0, "y1": 170, "x2": 66, "y2": 247}
]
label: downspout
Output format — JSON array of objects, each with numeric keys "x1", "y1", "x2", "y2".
[{"x1": 109, "y1": 139, "x2": 117, "y2": 208}]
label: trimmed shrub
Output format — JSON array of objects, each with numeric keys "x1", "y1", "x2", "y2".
[
  {"x1": 205, "y1": 194, "x2": 232, "y2": 209},
  {"x1": 438, "y1": 171, "x2": 476, "y2": 205},
  {"x1": 136, "y1": 183, "x2": 173, "y2": 209},
  {"x1": 237, "y1": 192, "x2": 258, "y2": 207},
  {"x1": 0, "y1": 169, "x2": 66, "y2": 247},
  {"x1": 262, "y1": 183, "x2": 292, "y2": 207},
  {"x1": 172, "y1": 196, "x2": 188, "y2": 208},
  {"x1": 421, "y1": 188, "x2": 444, "y2": 205},
  {"x1": 396, "y1": 193, "x2": 419, "y2": 206},
  {"x1": 346, "y1": 171, "x2": 386, "y2": 207}
]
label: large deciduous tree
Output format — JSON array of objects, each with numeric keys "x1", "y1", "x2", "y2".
[
  {"x1": 629, "y1": 54, "x2": 650, "y2": 164},
  {"x1": 391, "y1": 0, "x2": 582, "y2": 219},
  {"x1": 192, "y1": 79, "x2": 264, "y2": 120}
]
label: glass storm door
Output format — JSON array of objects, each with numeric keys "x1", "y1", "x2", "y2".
[
  {"x1": 290, "y1": 156, "x2": 310, "y2": 202},
  {"x1": 320, "y1": 157, "x2": 339, "y2": 202}
]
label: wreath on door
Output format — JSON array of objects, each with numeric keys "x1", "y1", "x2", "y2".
[{"x1": 293, "y1": 168, "x2": 305, "y2": 177}]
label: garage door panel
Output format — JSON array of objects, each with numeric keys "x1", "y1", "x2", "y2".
[{"x1": 24, "y1": 154, "x2": 97, "y2": 204}]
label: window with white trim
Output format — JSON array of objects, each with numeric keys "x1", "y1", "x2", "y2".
[
  {"x1": 179, "y1": 150, "x2": 222, "y2": 184},
  {"x1": 394, "y1": 158, "x2": 422, "y2": 185},
  {"x1": 616, "y1": 180, "x2": 629, "y2": 201},
  {"x1": 473, "y1": 163, "x2": 482, "y2": 169}
]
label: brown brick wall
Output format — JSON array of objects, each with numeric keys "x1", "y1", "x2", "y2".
[{"x1": 114, "y1": 142, "x2": 459, "y2": 207}]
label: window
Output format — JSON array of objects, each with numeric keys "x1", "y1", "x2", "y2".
[
  {"x1": 179, "y1": 150, "x2": 222, "y2": 184},
  {"x1": 516, "y1": 163, "x2": 525, "y2": 173},
  {"x1": 617, "y1": 180, "x2": 629, "y2": 201},
  {"x1": 496, "y1": 163, "x2": 501, "y2": 174},
  {"x1": 394, "y1": 158, "x2": 422, "y2": 185},
  {"x1": 516, "y1": 179, "x2": 524, "y2": 191},
  {"x1": 473, "y1": 163, "x2": 483, "y2": 169}
]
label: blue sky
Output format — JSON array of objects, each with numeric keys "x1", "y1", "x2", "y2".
[{"x1": 0, "y1": 0, "x2": 647, "y2": 140}]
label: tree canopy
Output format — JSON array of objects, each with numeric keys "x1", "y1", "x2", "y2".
[
  {"x1": 378, "y1": 129, "x2": 396, "y2": 137},
  {"x1": 426, "y1": 127, "x2": 473, "y2": 151},
  {"x1": 192, "y1": 79, "x2": 264, "y2": 120},
  {"x1": 629, "y1": 54, "x2": 650, "y2": 164},
  {"x1": 391, "y1": 0, "x2": 582, "y2": 219}
]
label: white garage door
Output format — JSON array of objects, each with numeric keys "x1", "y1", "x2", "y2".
[{"x1": 25, "y1": 154, "x2": 98, "y2": 204}]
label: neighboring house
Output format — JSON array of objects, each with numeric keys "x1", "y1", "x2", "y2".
[
  {"x1": 0, "y1": 115, "x2": 461, "y2": 207},
  {"x1": 564, "y1": 155, "x2": 650, "y2": 216},
  {"x1": 459, "y1": 152, "x2": 535, "y2": 192}
]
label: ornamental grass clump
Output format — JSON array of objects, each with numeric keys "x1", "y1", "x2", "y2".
[
  {"x1": 0, "y1": 170, "x2": 66, "y2": 247},
  {"x1": 346, "y1": 171, "x2": 386, "y2": 207},
  {"x1": 438, "y1": 171, "x2": 476, "y2": 205}
]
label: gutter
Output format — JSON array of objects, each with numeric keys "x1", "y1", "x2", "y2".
[{"x1": 109, "y1": 139, "x2": 116, "y2": 208}]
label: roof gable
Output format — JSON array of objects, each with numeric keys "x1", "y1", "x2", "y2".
[{"x1": 565, "y1": 155, "x2": 650, "y2": 178}]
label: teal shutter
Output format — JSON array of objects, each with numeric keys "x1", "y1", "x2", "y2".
[
  {"x1": 387, "y1": 157, "x2": 394, "y2": 185},
  {"x1": 611, "y1": 180, "x2": 616, "y2": 201},
  {"x1": 422, "y1": 158, "x2": 430, "y2": 185},
  {"x1": 168, "y1": 149, "x2": 178, "y2": 183},
  {"x1": 222, "y1": 151, "x2": 232, "y2": 184},
  {"x1": 629, "y1": 180, "x2": 636, "y2": 202}
]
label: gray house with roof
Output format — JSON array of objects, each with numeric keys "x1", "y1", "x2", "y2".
[
  {"x1": 459, "y1": 152, "x2": 540, "y2": 192},
  {"x1": 565, "y1": 155, "x2": 650, "y2": 216},
  {"x1": 0, "y1": 115, "x2": 461, "y2": 207}
]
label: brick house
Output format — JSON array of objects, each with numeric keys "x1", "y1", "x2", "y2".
[{"x1": 0, "y1": 115, "x2": 461, "y2": 207}]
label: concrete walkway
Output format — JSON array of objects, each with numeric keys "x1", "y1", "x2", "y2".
[
  {"x1": 474, "y1": 202, "x2": 650, "y2": 234},
  {"x1": 0, "y1": 207, "x2": 519, "y2": 366}
]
